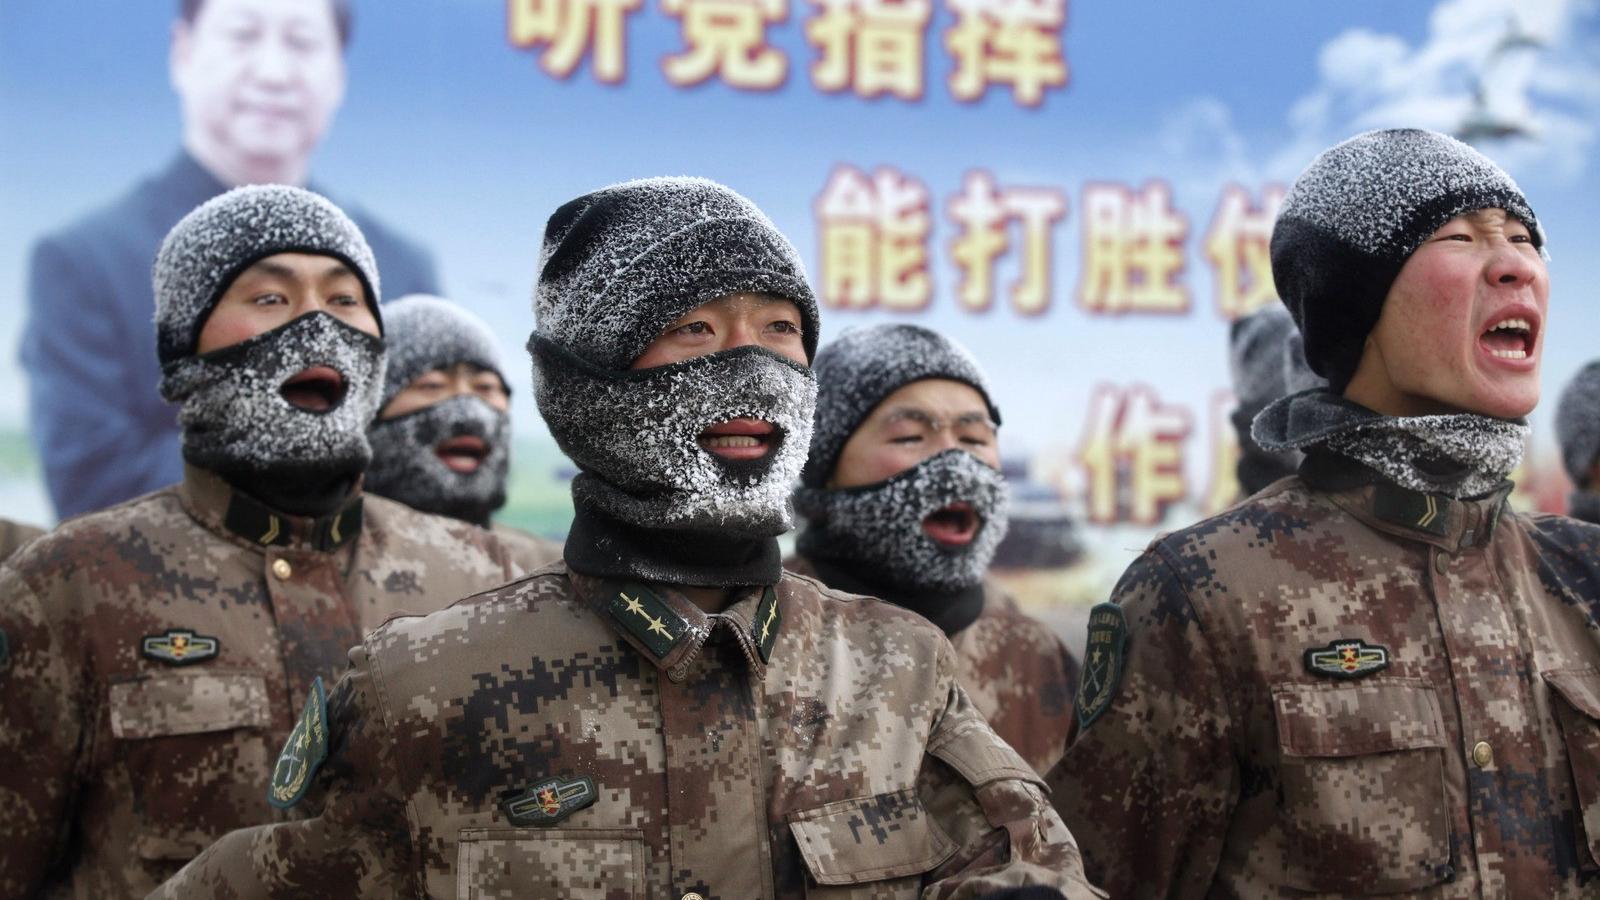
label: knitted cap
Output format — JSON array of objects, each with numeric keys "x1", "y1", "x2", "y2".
[
  {"x1": 379, "y1": 295, "x2": 506, "y2": 405},
  {"x1": 1556, "y1": 361, "x2": 1600, "y2": 485},
  {"x1": 154, "y1": 184, "x2": 381, "y2": 365},
  {"x1": 1270, "y1": 128, "x2": 1543, "y2": 391},
  {"x1": 1229, "y1": 304, "x2": 1327, "y2": 409},
  {"x1": 802, "y1": 323, "x2": 1000, "y2": 488},
  {"x1": 533, "y1": 177, "x2": 818, "y2": 369}
]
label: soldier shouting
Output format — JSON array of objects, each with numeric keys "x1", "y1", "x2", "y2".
[
  {"x1": 1050, "y1": 128, "x2": 1600, "y2": 897},
  {"x1": 152, "y1": 178, "x2": 1099, "y2": 899},
  {"x1": 788, "y1": 323, "x2": 1077, "y2": 774},
  {"x1": 364, "y1": 294, "x2": 562, "y2": 571},
  {"x1": 0, "y1": 186, "x2": 519, "y2": 898}
]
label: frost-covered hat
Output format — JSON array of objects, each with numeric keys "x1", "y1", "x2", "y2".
[
  {"x1": 1270, "y1": 128, "x2": 1543, "y2": 391},
  {"x1": 1557, "y1": 361, "x2": 1600, "y2": 486},
  {"x1": 380, "y1": 295, "x2": 506, "y2": 405},
  {"x1": 802, "y1": 324, "x2": 1000, "y2": 488},
  {"x1": 154, "y1": 184, "x2": 381, "y2": 366},
  {"x1": 533, "y1": 176, "x2": 819, "y2": 369}
]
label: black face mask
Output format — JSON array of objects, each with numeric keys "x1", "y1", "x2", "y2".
[
  {"x1": 366, "y1": 394, "x2": 511, "y2": 527},
  {"x1": 794, "y1": 449, "x2": 1010, "y2": 595},
  {"x1": 160, "y1": 312, "x2": 386, "y2": 513}
]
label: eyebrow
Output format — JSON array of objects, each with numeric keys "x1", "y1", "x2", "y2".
[
  {"x1": 241, "y1": 259, "x2": 356, "y2": 282},
  {"x1": 879, "y1": 407, "x2": 995, "y2": 428}
]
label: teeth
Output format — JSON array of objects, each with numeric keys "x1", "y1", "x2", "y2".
[
  {"x1": 1490, "y1": 349, "x2": 1528, "y2": 360},
  {"x1": 1490, "y1": 317, "x2": 1531, "y2": 333},
  {"x1": 704, "y1": 435, "x2": 761, "y2": 449}
]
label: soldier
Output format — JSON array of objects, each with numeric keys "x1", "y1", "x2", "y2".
[
  {"x1": 0, "y1": 185, "x2": 520, "y2": 898},
  {"x1": 0, "y1": 519, "x2": 43, "y2": 562},
  {"x1": 1227, "y1": 304, "x2": 1326, "y2": 497},
  {"x1": 1555, "y1": 361, "x2": 1600, "y2": 524},
  {"x1": 151, "y1": 178, "x2": 1100, "y2": 899},
  {"x1": 1046, "y1": 128, "x2": 1600, "y2": 897},
  {"x1": 788, "y1": 323, "x2": 1078, "y2": 774},
  {"x1": 365, "y1": 294, "x2": 563, "y2": 571}
]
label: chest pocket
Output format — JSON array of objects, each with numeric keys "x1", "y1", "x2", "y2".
[
  {"x1": 789, "y1": 787, "x2": 958, "y2": 899},
  {"x1": 1271, "y1": 678, "x2": 1452, "y2": 894},
  {"x1": 455, "y1": 827, "x2": 646, "y2": 900},
  {"x1": 1544, "y1": 668, "x2": 1600, "y2": 872},
  {"x1": 109, "y1": 671, "x2": 275, "y2": 864}
]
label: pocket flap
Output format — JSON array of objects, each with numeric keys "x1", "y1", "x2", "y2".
[
  {"x1": 1545, "y1": 669, "x2": 1600, "y2": 720},
  {"x1": 788, "y1": 787, "x2": 957, "y2": 885},
  {"x1": 1273, "y1": 679, "x2": 1446, "y2": 757},
  {"x1": 110, "y1": 671, "x2": 271, "y2": 739}
]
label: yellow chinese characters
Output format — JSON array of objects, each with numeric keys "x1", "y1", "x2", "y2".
[
  {"x1": 1076, "y1": 384, "x2": 1191, "y2": 525},
  {"x1": 663, "y1": 0, "x2": 789, "y2": 89},
  {"x1": 945, "y1": 0, "x2": 1067, "y2": 106},
  {"x1": 510, "y1": 0, "x2": 644, "y2": 83},
  {"x1": 1077, "y1": 181, "x2": 1189, "y2": 315},
  {"x1": 948, "y1": 170, "x2": 1066, "y2": 315},
  {"x1": 1204, "y1": 184, "x2": 1285, "y2": 321},
  {"x1": 814, "y1": 165, "x2": 934, "y2": 311},
  {"x1": 807, "y1": 0, "x2": 932, "y2": 99}
]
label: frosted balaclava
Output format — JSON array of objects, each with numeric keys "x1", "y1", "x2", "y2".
[
  {"x1": 793, "y1": 325, "x2": 1007, "y2": 631},
  {"x1": 155, "y1": 185, "x2": 385, "y2": 512},
  {"x1": 1228, "y1": 305, "x2": 1327, "y2": 495},
  {"x1": 1556, "y1": 361, "x2": 1600, "y2": 524},
  {"x1": 529, "y1": 177, "x2": 819, "y2": 587},
  {"x1": 366, "y1": 296, "x2": 510, "y2": 527}
]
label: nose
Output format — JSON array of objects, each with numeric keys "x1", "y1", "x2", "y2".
[
  {"x1": 722, "y1": 317, "x2": 763, "y2": 352},
  {"x1": 249, "y1": 35, "x2": 296, "y2": 85},
  {"x1": 1485, "y1": 240, "x2": 1541, "y2": 288}
]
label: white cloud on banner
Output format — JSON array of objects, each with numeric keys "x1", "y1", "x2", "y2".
[{"x1": 1271, "y1": 0, "x2": 1600, "y2": 182}]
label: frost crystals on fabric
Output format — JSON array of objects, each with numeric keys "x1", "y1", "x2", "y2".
[
  {"x1": 531, "y1": 335, "x2": 816, "y2": 535},
  {"x1": 794, "y1": 449, "x2": 1009, "y2": 593},
  {"x1": 366, "y1": 394, "x2": 510, "y2": 525},
  {"x1": 160, "y1": 312, "x2": 386, "y2": 477}
]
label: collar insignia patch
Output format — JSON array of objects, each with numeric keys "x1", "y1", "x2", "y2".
[
  {"x1": 1373, "y1": 484, "x2": 1450, "y2": 537},
  {"x1": 607, "y1": 582, "x2": 687, "y2": 659},
  {"x1": 501, "y1": 775, "x2": 597, "y2": 827},
  {"x1": 1076, "y1": 603, "x2": 1128, "y2": 731},
  {"x1": 141, "y1": 629, "x2": 220, "y2": 666},
  {"x1": 268, "y1": 676, "x2": 330, "y2": 810},
  {"x1": 1304, "y1": 639, "x2": 1390, "y2": 679},
  {"x1": 752, "y1": 585, "x2": 781, "y2": 664}
]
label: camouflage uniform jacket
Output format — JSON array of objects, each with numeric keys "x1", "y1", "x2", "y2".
[
  {"x1": 787, "y1": 555, "x2": 1077, "y2": 775},
  {"x1": 1048, "y1": 464, "x2": 1600, "y2": 898},
  {"x1": 152, "y1": 563, "x2": 1103, "y2": 899},
  {"x1": 0, "y1": 465, "x2": 521, "y2": 899},
  {"x1": 489, "y1": 521, "x2": 564, "y2": 574},
  {"x1": 0, "y1": 518, "x2": 44, "y2": 562}
]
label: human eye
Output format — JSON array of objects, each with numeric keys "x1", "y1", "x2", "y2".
[
  {"x1": 252, "y1": 292, "x2": 287, "y2": 306},
  {"x1": 766, "y1": 319, "x2": 801, "y2": 335},
  {"x1": 672, "y1": 321, "x2": 713, "y2": 336}
]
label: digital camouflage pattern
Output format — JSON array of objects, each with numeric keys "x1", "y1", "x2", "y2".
[
  {"x1": 0, "y1": 465, "x2": 521, "y2": 899},
  {"x1": 1048, "y1": 460, "x2": 1600, "y2": 898},
  {"x1": 152, "y1": 564, "x2": 1102, "y2": 899},
  {"x1": 490, "y1": 521, "x2": 564, "y2": 574},
  {"x1": 787, "y1": 556, "x2": 1077, "y2": 776},
  {"x1": 0, "y1": 517, "x2": 44, "y2": 562}
]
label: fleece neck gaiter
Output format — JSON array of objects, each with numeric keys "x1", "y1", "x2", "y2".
[
  {"x1": 794, "y1": 449, "x2": 1009, "y2": 633},
  {"x1": 1254, "y1": 389, "x2": 1527, "y2": 500},
  {"x1": 531, "y1": 335, "x2": 816, "y2": 586},
  {"x1": 160, "y1": 312, "x2": 386, "y2": 516},
  {"x1": 366, "y1": 394, "x2": 511, "y2": 527}
]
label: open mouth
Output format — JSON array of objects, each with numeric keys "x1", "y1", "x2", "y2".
[
  {"x1": 279, "y1": 366, "x2": 347, "y2": 412},
  {"x1": 435, "y1": 435, "x2": 489, "y2": 474},
  {"x1": 698, "y1": 418, "x2": 777, "y2": 461},
  {"x1": 922, "y1": 502, "x2": 980, "y2": 547},
  {"x1": 1478, "y1": 315, "x2": 1537, "y2": 363}
]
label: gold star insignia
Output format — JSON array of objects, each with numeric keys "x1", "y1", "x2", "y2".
[
  {"x1": 643, "y1": 612, "x2": 672, "y2": 639},
  {"x1": 620, "y1": 593, "x2": 647, "y2": 618}
]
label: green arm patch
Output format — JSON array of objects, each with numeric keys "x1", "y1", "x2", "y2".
[
  {"x1": 1076, "y1": 603, "x2": 1128, "y2": 731},
  {"x1": 268, "y1": 676, "x2": 330, "y2": 810}
]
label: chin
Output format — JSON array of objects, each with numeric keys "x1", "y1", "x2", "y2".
[{"x1": 1453, "y1": 384, "x2": 1539, "y2": 420}]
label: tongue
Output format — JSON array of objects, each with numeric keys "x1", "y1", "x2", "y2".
[
  {"x1": 922, "y1": 513, "x2": 976, "y2": 546},
  {"x1": 281, "y1": 384, "x2": 334, "y2": 412}
]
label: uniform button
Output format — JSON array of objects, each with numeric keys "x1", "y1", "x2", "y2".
[
  {"x1": 1471, "y1": 741, "x2": 1493, "y2": 768},
  {"x1": 272, "y1": 559, "x2": 293, "y2": 581},
  {"x1": 681, "y1": 893, "x2": 705, "y2": 900},
  {"x1": 1434, "y1": 553, "x2": 1450, "y2": 574}
]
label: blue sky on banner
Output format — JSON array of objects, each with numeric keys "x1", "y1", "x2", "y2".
[{"x1": 1, "y1": 0, "x2": 1596, "y2": 508}]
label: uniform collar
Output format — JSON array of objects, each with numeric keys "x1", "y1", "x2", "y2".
[
  {"x1": 571, "y1": 573, "x2": 782, "y2": 683},
  {"x1": 1302, "y1": 451, "x2": 1511, "y2": 552},
  {"x1": 180, "y1": 464, "x2": 363, "y2": 553}
]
